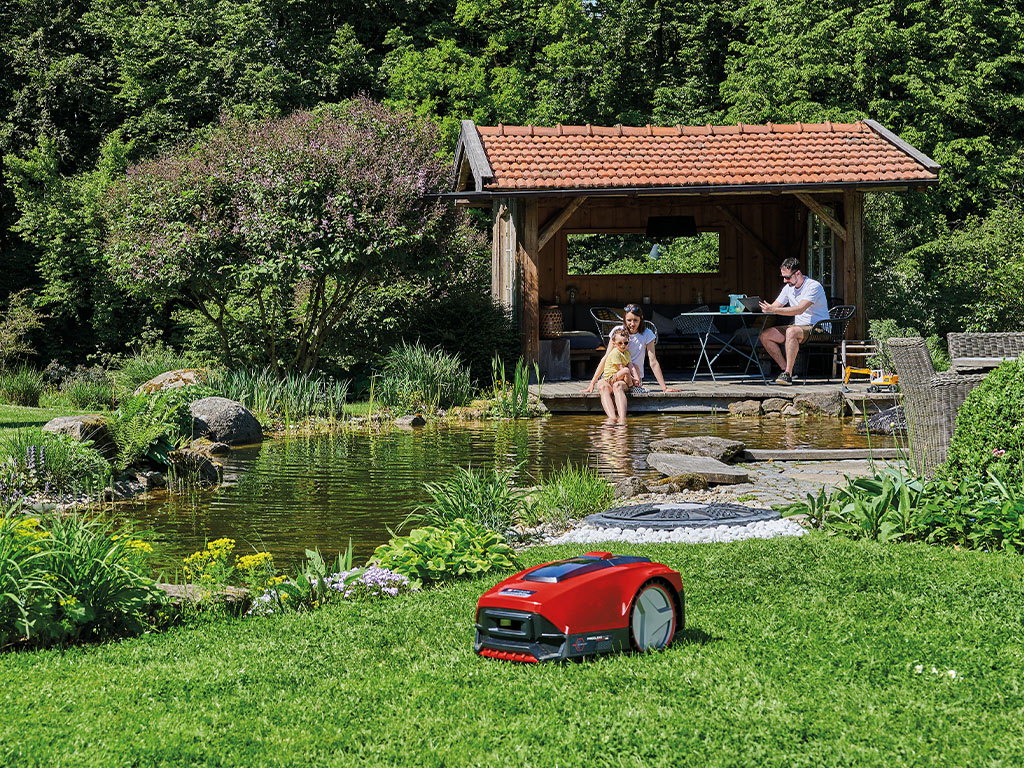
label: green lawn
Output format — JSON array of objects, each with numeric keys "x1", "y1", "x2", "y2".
[
  {"x1": 3, "y1": 535, "x2": 1023, "y2": 767},
  {"x1": 0, "y1": 404, "x2": 92, "y2": 436}
]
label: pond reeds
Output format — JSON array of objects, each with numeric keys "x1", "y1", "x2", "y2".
[
  {"x1": 204, "y1": 368, "x2": 350, "y2": 428},
  {"x1": 373, "y1": 342, "x2": 472, "y2": 414},
  {"x1": 490, "y1": 355, "x2": 537, "y2": 418}
]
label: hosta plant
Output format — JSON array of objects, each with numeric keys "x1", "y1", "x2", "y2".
[{"x1": 371, "y1": 518, "x2": 520, "y2": 587}]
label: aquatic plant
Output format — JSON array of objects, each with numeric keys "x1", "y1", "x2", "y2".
[{"x1": 373, "y1": 341, "x2": 472, "y2": 413}]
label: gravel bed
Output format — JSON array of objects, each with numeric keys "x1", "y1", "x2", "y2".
[{"x1": 545, "y1": 517, "x2": 806, "y2": 545}]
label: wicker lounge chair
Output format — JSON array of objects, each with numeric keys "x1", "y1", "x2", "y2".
[
  {"x1": 888, "y1": 337, "x2": 987, "y2": 476},
  {"x1": 947, "y1": 332, "x2": 1024, "y2": 372}
]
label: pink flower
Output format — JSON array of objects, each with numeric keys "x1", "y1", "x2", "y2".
[{"x1": 993, "y1": 449, "x2": 1006, "y2": 457}]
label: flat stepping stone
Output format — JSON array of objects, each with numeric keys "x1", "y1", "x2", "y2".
[
  {"x1": 648, "y1": 436, "x2": 745, "y2": 463},
  {"x1": 585, "y1": 501, "x2": 779, "y2": 529},
  {"x1": 742, "y1": 448, "x2": 903, "y2": 461},
  {"x1": 647, "y1": 452, "x2": 749, "y2": 484}
]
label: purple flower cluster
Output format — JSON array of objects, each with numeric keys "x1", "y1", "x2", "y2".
[{"x1": 325, "y1": 567, "x2": 413, "y2": 600}]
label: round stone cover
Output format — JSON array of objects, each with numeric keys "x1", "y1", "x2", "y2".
[{"x1": 584, "y1": 502, "x2": 780, "y2": 529}]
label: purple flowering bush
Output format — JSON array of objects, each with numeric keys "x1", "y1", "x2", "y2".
[{"x1": 105, "y1": 98, "x2": 477, "y2": 374}]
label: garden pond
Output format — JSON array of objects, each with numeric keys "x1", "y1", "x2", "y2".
[{"x1": 122, "y1": 413, "x2": 894, "y2": 569}]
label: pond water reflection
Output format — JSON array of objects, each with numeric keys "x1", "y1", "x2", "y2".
[{"x1": 124, "y1": 413, "x2": 891, "y2": 569}]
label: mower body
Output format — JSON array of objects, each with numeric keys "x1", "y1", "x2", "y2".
[{"x1": 474, "y1": 551, "x2": 684, "y2": 662}]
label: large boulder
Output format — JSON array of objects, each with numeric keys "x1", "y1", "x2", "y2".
[
  {"x1": 135, "y1": 368, "x2": 206, "y2": 396},
  {"x1": 166, "y1": 447, "x2": 222, "y2": 485},
  {"x1": 647, "y1": 436, "x2": 745, "y2": 463},
  {"x1": 189, "y1": 397, "x2": 263, "y2": 445},
  {"x1": 794, "y1": 391, "x2": 849, "y2": 418},
  {"x1": 42, "y1": 414, "x2": 117, "y2": 460}
]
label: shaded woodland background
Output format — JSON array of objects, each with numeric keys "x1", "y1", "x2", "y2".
[{"x1": 2, "y1": 0, "x2": 1022, "y2": 374}]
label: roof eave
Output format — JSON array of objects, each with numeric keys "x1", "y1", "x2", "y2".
[{"x1": 439, "y1": 177, "x2": 941, "y2": 201}]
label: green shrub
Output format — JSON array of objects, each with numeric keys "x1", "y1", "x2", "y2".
[
  {"x1": 0, "y1": 429, "x2": 111, "y2": 494},
  {"x1": 410, "y1": 465, "x2": 525, "y2": 533},
  {"x1": 371, "y1": 518, "x2": 520, "y2": 586},
  {"x1": 204, "y1": 368, "x2": 349, "y2": 421},
  {"x1": 0, "y1": 366, "x2": 44, "y2": 407},
  {"x1": 943, "y1": 359, "x2": 1024, "y2": 483},
  {"x1": 0, "y1": 508, "x2": 161, "y2": 649},
  {"x1": 374, "y1": 341, "x2": 472, "y2": 413},
  {"x1": 528, "y1": 462, "x2": 614, "y2": 528}
]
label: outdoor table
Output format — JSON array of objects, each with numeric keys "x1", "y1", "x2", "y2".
[
  {"x1": 951, "y1": 356, "x2": 1017, "y2": 373},
  {"x1": 686, "y1": 311, "x2": 771, "y2": 383}
]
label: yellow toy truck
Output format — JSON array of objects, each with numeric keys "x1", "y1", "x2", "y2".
[{"x1": 842, "y1": 366, "x2": 899, "y2": 393}]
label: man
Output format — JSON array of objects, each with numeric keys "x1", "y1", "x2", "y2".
[{"x1": 758, "y1": 257, "x2": 830, "y2": 386}]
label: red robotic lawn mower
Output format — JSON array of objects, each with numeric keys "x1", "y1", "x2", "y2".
[{"x1": 474, "y1": 551, "x2": 684, "y2": 662}]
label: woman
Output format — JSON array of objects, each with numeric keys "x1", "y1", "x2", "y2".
[{"x1": 582, "y1": 303, "x2": 679, "y2": 422}]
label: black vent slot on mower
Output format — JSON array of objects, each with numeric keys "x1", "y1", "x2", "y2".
[{"x1": 475, "y1": 607, "x2": 566, "y2": 660}]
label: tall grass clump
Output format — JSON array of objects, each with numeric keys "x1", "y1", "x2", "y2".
[
  {"x1": 204, "y1": 367, "x2": 349, "y2": 422},
  {"x1": 490, "y1": 356, "x2": 538, "y2": 418},
  {"x1": 60, "y1": 376, "x2": 116, "y2": 410},
  {"x1": 114, "y1": 347, "x2": 197, "y2": 400},
  {"x1": 0, "y1": 506, "x2": 161, "y2": 649},
  {"x1": 408, "y1": 465, "x2": 525, "y2": 533},
  {"x1": 374, "y1": 342, "x2": 472, "y2": 413},
  {"x1": 528, "y1": 462, "x2": 614, "y2": 528},
  {"x1": 0, "y1": 429, "x2": 111, "y2": 494},
  {"x1": 0, "y1": 366, "x2": 44, "y2": 407}
]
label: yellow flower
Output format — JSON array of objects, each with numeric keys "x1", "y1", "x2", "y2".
[
  {"x1": 126, "y1": 539, "x2": 153, "y2": 555},
  {"x1": 235, "y1": 552, "x2": 274, "y2": 573}
]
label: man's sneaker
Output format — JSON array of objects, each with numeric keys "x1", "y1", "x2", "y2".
[{"x1": 775, "y1": 372, "x2": 793, "y2": 386}]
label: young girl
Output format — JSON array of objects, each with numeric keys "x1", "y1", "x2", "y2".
[
  {"x1": 583, "y1": 303, "x2": 679, "y2": 422},
  {"x1": 602, "y1": 328, "x2": 641, "y2": 387}
]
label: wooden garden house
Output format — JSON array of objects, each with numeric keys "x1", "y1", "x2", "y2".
[{"x1": 449, "y1": 119, "x2": 940, "y2": 364}]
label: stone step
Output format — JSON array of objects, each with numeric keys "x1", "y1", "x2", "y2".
[{"x1": 647, "y1": 452, "x2": 749, "y2": 485}]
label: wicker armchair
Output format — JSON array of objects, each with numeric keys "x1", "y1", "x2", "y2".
[
  {"x1": 590, "y1": 307, "x2": 657, "y2": 341},
  {"x1": 888, "y1": 337, "x2": 987, "y2": 476},
  {"x1": 947, "y1": 332, "x2": 1024, "y2": 372}
]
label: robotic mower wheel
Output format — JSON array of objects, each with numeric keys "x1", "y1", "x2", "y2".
[{"x1": 629, "y1": 581, "x2": 678, "y2": 651}]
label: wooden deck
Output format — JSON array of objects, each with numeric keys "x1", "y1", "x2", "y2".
[{"x1": 532, "y1": 377, "x2": 897, "y2": 414}]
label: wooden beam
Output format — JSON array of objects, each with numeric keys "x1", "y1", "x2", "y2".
[
  {"x1": 842, "y1": 189, "x2": 866, "y2": 339},
  {"x1": 794, "y1": 193, "x2": 847, "y2": 241},
  {"x1": 537, "y1": 196, "x2": 587, "y2": 250},
  {"x1": 715, "y1": 204, "x2": 778, "y2": 263},
  {"x1": 520, "y1": 200, "x2": 540, "y2": 365}
]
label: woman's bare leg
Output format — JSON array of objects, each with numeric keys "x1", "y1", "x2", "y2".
[{"x1": 612, "y1": 380, "x2": 629, "y2": 422}]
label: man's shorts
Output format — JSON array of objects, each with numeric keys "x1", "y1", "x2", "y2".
[{"x1": 792, "y1": 324, "x2": 813, "y2": 343}]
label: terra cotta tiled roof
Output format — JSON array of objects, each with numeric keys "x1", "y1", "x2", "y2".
[{"x1": 464, "y1": 121, "x2": 938, "y2": 191}]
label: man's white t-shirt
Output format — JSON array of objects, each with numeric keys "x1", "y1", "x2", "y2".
[
  {"x1": 775, "y1": 277, "x2": 830, "y2": 327},
  {"x1": 609, "y1": 325, "x2": 657, "y2": 379}
]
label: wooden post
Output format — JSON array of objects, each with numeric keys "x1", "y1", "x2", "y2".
[
  {"x1": 842, "y1": 190, "x2": 866, "y2": 339},
  {"x1": 519, "y1": 200, "x2": 540, "y2": 364}
]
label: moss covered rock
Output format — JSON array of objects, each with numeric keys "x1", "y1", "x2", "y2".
[{"x1": 944, "y1": 360, "x2": 1024, "y2": 483}]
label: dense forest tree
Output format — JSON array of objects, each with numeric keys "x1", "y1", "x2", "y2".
[{"x1": 2, "y1": 0, "x2": 1023, "y2": 367}]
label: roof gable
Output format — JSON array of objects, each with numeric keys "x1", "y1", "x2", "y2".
[{"x1": 451, "y1": 120, "x2": 939, "y2": 195}]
